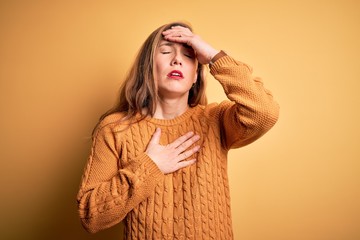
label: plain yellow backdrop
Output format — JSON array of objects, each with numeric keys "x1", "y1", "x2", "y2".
[{"x1": 1, "y1": 0, "x2": 359, "y2": 239}]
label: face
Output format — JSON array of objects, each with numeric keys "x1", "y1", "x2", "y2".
[{"x1": 153, "y1": 40, "x2": 198, "y2": 100}]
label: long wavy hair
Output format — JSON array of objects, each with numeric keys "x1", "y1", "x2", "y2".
[{"x1": 95, "y1": 21, "x2": 207, "y2": 132}]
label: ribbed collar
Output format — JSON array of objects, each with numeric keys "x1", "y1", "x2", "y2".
[{"x1": 144, "y1": 105, "x2": 200, "y2": 126}]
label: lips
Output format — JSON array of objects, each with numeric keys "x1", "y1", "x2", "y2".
[{"x1": 167, "y1": 70, "x2": 184, "y2": 79}]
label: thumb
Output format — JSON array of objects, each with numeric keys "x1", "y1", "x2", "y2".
[{"x1": 148, "y1": 128, "x2": 161, "y2": 145}]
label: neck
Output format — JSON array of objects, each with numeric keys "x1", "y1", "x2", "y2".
[{"x1": 153, "y1": 97, "x2": 189, "y2": 120}]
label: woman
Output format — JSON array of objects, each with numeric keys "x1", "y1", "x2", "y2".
[{"x1": 77, "y1": 21, "x2": 279, "y2": 239}]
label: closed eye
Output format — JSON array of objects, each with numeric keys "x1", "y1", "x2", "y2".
[{"x1": 184, "y1": 52, "x2": 195, "y2": 59}]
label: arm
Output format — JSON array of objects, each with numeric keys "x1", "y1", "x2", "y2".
[
  {"x1": 77, "y1": 121, "x2": 164, "y2": 233},
  {"x1": 209, "y1": 54, "x2": 280, "y2": 149},
  {"x1": 163, "y1": 26, "x2": 279, "y2": 149}
]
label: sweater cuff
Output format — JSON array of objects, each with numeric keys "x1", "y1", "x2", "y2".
[
  {"x1": 209, "y1": 50, "x2": 227, "y2": 66},
  {"x1": 210, "y1": 55, "x2": 248, "y2": 75},
  {"x1": 134, "y1": 153, "x2": 164, "y2": 183}
]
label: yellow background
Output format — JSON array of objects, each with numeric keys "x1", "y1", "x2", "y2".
[{"x1": 1, "y1": 0, "x2": 359, "y2": 239}]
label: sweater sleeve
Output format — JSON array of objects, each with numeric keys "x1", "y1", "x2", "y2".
[
  {"x1": 209, "y1": 55, "x2": 280, "y2": 150},
  {"x1": 76, "y1": 119, "x2": 164, "y2": 233}
]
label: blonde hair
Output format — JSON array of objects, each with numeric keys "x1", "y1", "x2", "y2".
[{"x1": 96, "y1": 21, "x2": 207, "y2": 130}]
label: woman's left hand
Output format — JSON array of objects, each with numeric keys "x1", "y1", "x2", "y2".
[{"x1": 162, "y1": 26, "x2": 219, "y2": 65}]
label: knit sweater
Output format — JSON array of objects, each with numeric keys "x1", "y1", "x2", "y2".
[{"x1": 77, "y1": 55, "x2": 279, "y2": 239}]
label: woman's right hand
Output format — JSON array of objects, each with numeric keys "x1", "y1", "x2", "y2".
[
  {"x1": 145, "y1": 128, "x2": 200, "y2": 174},
  {"x1": 162, "y1": 25, "x2": 219, "y2": 65}
]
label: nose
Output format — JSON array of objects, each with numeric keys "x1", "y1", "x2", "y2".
[{"x1": 171, "y1": 52, "x2": 182, "y2": 66}]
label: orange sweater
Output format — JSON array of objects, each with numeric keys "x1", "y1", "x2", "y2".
[{"x1": 77, "y1": 55, "x2": 279, "y2": 239}]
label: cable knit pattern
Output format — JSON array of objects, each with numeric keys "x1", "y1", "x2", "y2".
[{"x1": 77, "y1": 55, "x2": 279, "y2": 239}]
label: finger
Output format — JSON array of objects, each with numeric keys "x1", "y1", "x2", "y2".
[
  {"x1": 148, "y1": 128, "x2": 161, "y2": 145},
  {"x1": 170, "y1": 25, "x2": 190, "y2": 30},
  {"x1": 163, "y1": 34, "x2": 189, "y2": 44},
  {"x1": 163, "y1": 26, "x2": 192, "y2": 34},
  {"x1": 170, "y1": 26, "x2": 193, "y2": 35},
  {"x1": 175, "y1": 159, "x2": 197, "y2": 171},
  {"x1": 178, "y1": 145, "x2": 201, "y2": 161},
  {"x1": 175, "y1": 134, "x2": 200, "y2": 153},
  {"x1": 163, "y1": 30, "x2": 191, "y2": 37},
  {"x1": 168, "y1": 131, "x2": 195, "y2": 148},
  {"x1": 162, "y1": 29, "x2": 193, "y2": 42}
]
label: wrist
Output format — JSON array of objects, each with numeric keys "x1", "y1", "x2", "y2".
[{"x1": 208, "y1": 49, "x2": 219, "y2": 62}]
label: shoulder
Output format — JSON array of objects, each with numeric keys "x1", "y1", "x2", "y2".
[
  {"x1": 203, "y1": 101, "x2": 233, "y2": 116},
  {"x1": 94, "y1": 112, "x2": 129, "y2": 136},
  {"x1": 197, "y1": 101, "x2": 234, "y2": 122}
]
